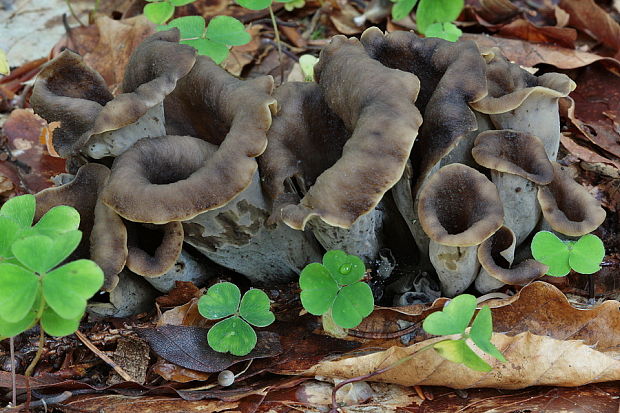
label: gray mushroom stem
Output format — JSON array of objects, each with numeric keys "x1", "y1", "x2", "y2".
[{"x1": 430, "y1": 242, "x2": 480, "y2": 297}]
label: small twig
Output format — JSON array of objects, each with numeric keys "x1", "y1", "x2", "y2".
[
  {"x1": 24, "y1": 329, "x2": 45, "y2": 377},
  {"x1": 268, "y1": 5, "x2": 284, "y2": 84},
  {"x1": 263, "y1": 39, "x2": 299, "y2": 61},
  {"x1": 65, "y1": 0, "x2": 86, "y2": 27},
  {"x1": 252, "y1": 17, "x2": 299, "y2": 27},
  {"x1": 348, "y1": 322, "x2": 419, "y2": 339},
  {"x1": 10, "y1": 336, "x2": 16, "y2": 408},
  {"x1": 75, "y1": 330, "x2": 134, "y2": 382},
  {"x1": 328, "y1": 343, "x2": 435, "y2": 412}
]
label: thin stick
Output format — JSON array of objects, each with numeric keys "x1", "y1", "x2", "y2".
[
  {"x1": 24, "y1": 329, "x2": 45, "y2": 377},
  {"x1": 10, "y1": 337, "x2": 16, "y2": 407},
  {"x1": 328, "y1": 344, "x2": 435, "y2": 413},
  {"x1": 75, "y1": 330, "x2": 134, "y2": 382},
  {"x1": 268, "y1": 5, "x2": 284, "y2": 84}
]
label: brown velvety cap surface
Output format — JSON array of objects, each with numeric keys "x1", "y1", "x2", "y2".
[
  {"x1": 470, "y1": 49, "x2": 575, "y2": 114},
  {"x1": 361, "y1": 28, "x2": 488, "y2": 183},
  {"x1": 125, "y1": 221, "x2": 183, "y2": 277},
  {"x1": 31, "y1": 29, "x2": 196, "y2": 158},
  {"x1": 35, "y1": 163, "x2": 127, "y2": 291},
  {"x1": 537, "y1": 163, "x2": 606, "y2": 236},
  {"x1": 274, "y1": 35, "x2": 422, "y2": 229},
  {"x1": 30, "y1": 51, "x2": 113, "y2": 158},
  {"x1": 478, "y1": 226, "x2": 548, "y2": 285},
  {"x1": 102, "y1": 135, "x2": 258, "y2": 223},
  {"x1": 258, "y1": 82, "x2": 349, "y2": 222},
  {"x1": 418, "y1": 163, "x2": 504, "y2": 246},
  {"x1": 472, "y1": 129, "x2": 554, "y2": 184}
]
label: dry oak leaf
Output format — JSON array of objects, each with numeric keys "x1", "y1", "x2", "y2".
[
  {"x1": 461, "y1": 33, "x2": 620, "y2": 70},
  {"x1": 558, "y1": 0, "x2": 620, "y2": 54},
  {"x1": 306, "y1": 332, "x2": 620, "y2": 389}
]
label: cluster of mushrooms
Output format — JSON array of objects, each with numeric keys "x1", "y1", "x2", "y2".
[{"x1": 30, "y1": 27, "x2": 606, "y2": 313}]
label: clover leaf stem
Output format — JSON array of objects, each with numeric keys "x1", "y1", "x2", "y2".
[
  {"x1": 328, "y1": 342, "x2": 438, "y2": 413},
  {"x1": 268, "y1": 5, "x2": 284, "y2": 83},
  {"x1": 24, "y1": 289, "x2": 47, "y2": 377}
]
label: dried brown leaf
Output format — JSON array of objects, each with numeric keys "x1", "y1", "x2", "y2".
[
  {"x1": 559, "y1": 0, "x2": 620, "y2": 52},
  {"x1": 497, "y1": 18, "x2": 577, "y2": 48},
  {"x1": 461, "y1": 33, "x2": 620, "y2": 69}
]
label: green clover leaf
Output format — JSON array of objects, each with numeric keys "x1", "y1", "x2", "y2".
[
  {"x1": 0, "y1": 294, "x2": 39, "y2": 338},
  {"x1": 0, "y1": 263, "x2": 39, "y2": 323},
  {"x1": 34, "y1": 205, "x2": 80, "y2": 235},
  {"x1": 0, "y1": 194, "x2": 35, "y2": 228},
  {"x1": 206, "y1": 16, "x2": 251, "y2": 46},
  {"x1": 237, "y1": 0, "x2": 272, "y2": 10},
  {"x1": 433, "y1": 339, "x2": 492, "y2": 372},
  {"x1": 43, "y1": 259, "x2": 104, "y2": 320},
  {"x1": 0, "y1": 216, "x2": 22, "y2": 258},
  {"x1": 531, "y1": 231, "x2": 571, "y2": 277},
  {"x1": 331, "y1": 282, "x2": 374, "y2": 329},
  {"x1": 170, "y1": 0, "x2": 195, "y2": 5},
  {"x1": 12, "y1": 231, "x2": 82, "y2": 273},
  {"x1": 424, "y1": 22, "x2": 462, "y2": 42},
  {"x1": 40, "y1": 306, "x2": 81, "y2": 337},
  {"x1": 299, "y1": 263, "x2": 339, "y2": 315},
  {"x1": 198, "y1": 282, "x2": 241, "y2": 319},
  {"x1": 207, "y1": 316, "x2": 257, "y2": 356},
  {"x1": 323, "y1": 250, "x2": 365, "y2": 285},
  {"x1": 416, "y1": 0, "x2": 464, "y2": 34},
  {"x1": 239, "y1": 289, "x2": 275, "y2": 327},
  {"x1": 181, "y1": 39, "x2": 229, "y2": 63},
  {"x1": 423, "y1": 294, "x2": 476, "y2": 336},
  {"x1": 391, "y1": 0, "x2": 418, "y2": 21},
  {"x1": 569, "y1": 234, "x2": 605, "y2": 274},
  {"x1": 469, "y1": 306, "x2": 506, "y2": 362},
  {"x1": 144, "y1": 1, "x2": 174, "y2": 24},
  {"x1": 165, "y1": 16, "x2": 205, "y2": 39}
]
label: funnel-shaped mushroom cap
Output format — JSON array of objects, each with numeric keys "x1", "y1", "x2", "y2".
[
  {"x1": 31, "y1": 29, "x2": 196, "y2": 158},
  {"x1": 102, "y1": 135, "x2": 264, "y2": 223},
  {"x1": 472, "y1": 130, "x2": 554, "y2": 184},
  {"x1": 537, "y1": 163, "x2": 606, "y2": 236},
  {"x1": 418, "y1": 163, "x2": 503, "y2": 247},
  {"x1": 35, "y1": 163, "x2": 127, "y2": 291},
  {"x1": 360, "y1": 27, "x2": 488, "y2": 183},
  {"x1": 478, "y1": 226, "x2": 548, "y2": 285},
  {"x1": 31, "y1": 51, "x2": 113, "y2": 158},
  {"x1": 125, "y1": 221, "x2": 184, "y2": 277},
  {"x1": 470, "y1": 49, "x2": 575, "y2": 115},
  {"x1": 262, "y1": 34, "x2": 422, "y2": 230}
]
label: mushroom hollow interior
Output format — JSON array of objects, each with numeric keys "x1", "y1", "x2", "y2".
[
  {"x1": 472, "y1": 130, "x2": 554, "y2": 185},
  {"x1": 418, "y1": 163, "x2": 504, "y2": 246},
  {"x1": 537, "y1": 163, "x2": 606, "y2": 236}
]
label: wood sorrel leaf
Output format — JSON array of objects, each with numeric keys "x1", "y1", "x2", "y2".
[
  {"x1": 0, "y1": 263, "x2": 39, "y2": 323},
  {"x1": 569, "y1": 234, "x2": 605, "y2": 274},
  {"x1": 425, "y1": 22, "x2": 462, "y2": 42},
  {"x1": 40, "y1": 306, "x2": 81, "y2": 337},
  {"x1": 34, "y1": 206, "x2": 80, "y2": 234},
  {"x1": 12, "y1": 231, "x2": 82, "y2": 273},
  {"x1": 181, "y1": 38, "x2": 229, "y2": 63},
  {"x1": 237, "y1": 0, "x2": 272, "y2": 10},
  {"x1": 207, "y1": 316, "x2": 257, "y2": 356},
  {"x1": 0, "y1": 194, "x2": 35, "y2": 228},
  {"x1": 144, "y1": 1, "x2": 174, "y2": 24},
  {"x1": 531, "y1": 231, "x2": 570, "y2": 276},
  {"x1": 392, "y1": 0, "x2": 418, "y2": 20},
  {"x1": 433, "y1": 339, "x2": 492, "y2": 372},
  {"x1": 170, "y1": 0, "x2": 195, "y2": 5},
  {"x1": 423, "y1": 294, "x2": 476, "y2": 336},
  {"x1": 0, "y1": 309, "x2": 37, "y2": 338},
  {"x1": 416, "y1": 0, "x2": 464, "y2": 34},
  {"x1": 323, "y1": 250, "x2": 365, "y2": 285},
  {"x1": 0, "y1": 216, "x2": 21, "y2": 258},
  {"x1": 43, "y1": 259, "x2": 104, "y2": 320},
  {"x1": 198, "y1": 282, "x2": 240, "y2": 320},
  {"x1": 239, "y1": 289, "x2": 275, "y2": 327},
  {"x1": 206, "y1": 16, "x2": 251, "y2": 46},
  {"x1": 331, "y1": 281, "x2": 374, "y2": 329},
  {"x1": 166, "y1": 16, "x2": 205, "y2": 39},
  {"x1": 469, "y1": 306, "x2": 506, "y2": 362},
  {"x1": 299, "y1": 263, "x2": 339, "y2": 316}
]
